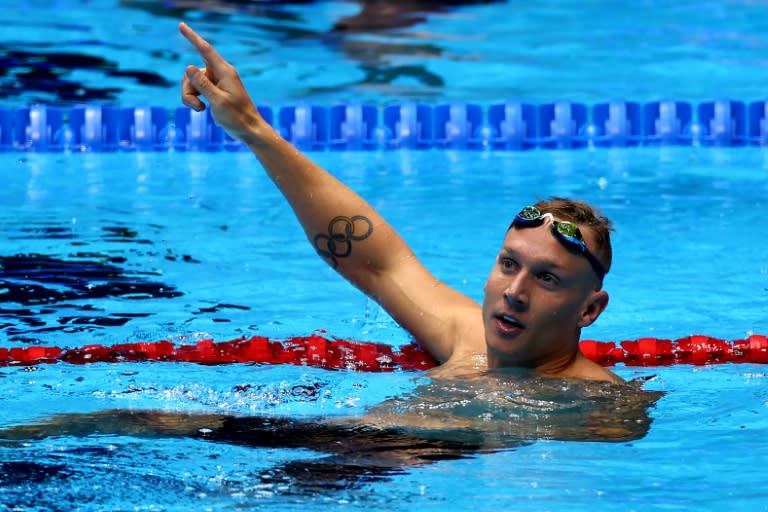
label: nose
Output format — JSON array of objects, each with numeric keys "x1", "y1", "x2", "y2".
[{"x1": 503, "y1": 272, "x2": 529, "y2": 309}]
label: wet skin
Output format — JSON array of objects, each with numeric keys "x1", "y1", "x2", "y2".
[
  {"x1": 175, "y1": 22, "x2": 618, "y2": 382},
  {"x1": 0, "y1": 372, "x2": 661, "y2": 494},
  {"x1": 481, "y1": 222, "x2": 613, "y2": 380}
]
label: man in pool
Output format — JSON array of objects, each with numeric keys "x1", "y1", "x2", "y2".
[
  {"x1": 0, "y1": 23, "x2": 659, "y2": 500},
  {"x1": 177, "y1": 22, "x2": 621, "y2": 384}
]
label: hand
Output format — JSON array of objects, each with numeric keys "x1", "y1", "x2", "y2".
[{"x1": 179, "y1": 22, "x2": 265, "y2": 144}]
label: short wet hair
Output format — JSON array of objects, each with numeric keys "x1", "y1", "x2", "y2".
[{"x1": 530, "y1": 197, "x2": 613, "y2": 274}]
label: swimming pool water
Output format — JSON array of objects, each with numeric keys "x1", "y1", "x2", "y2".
[
  {"x1": 1, "y1": 148, "x2": 765, "y2": 347},
  {"x1": 1, "y1": 147, "x2": 767, "y2": 510},
  {"x1": 1, "y1": 361, "x2": 767, "y2": 510},
  {"x1": 2, "y1": 1, "x2": 768, "y2": 511},
  {"x1": 3, "y1": 1, "x2": 768, "y2": 107}
]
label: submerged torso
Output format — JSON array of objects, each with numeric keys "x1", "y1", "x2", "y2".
[{"x1": 361, "y1": 368, "x2": 660, "y2": 445}]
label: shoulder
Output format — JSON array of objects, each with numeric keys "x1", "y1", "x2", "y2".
[
  {"x1": 572, "y1": 354, "x2": 625, "y2": 383},
  {"x1": 439, "y1": 301, "x2": 487, "y2": 363},
  {"x1": 419, "y1": 298, "x2": 485, "y2": 364}
]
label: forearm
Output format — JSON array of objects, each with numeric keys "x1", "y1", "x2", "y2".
[{"x1": 0, "y1": 411, "x2": 227, "y2": 441}]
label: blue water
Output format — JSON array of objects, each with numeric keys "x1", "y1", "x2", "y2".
[
  {"x1": 2, "y1": 1, "x2": 768, "y2": 511},
  {"x1": 3, "y1": 1, "x2": 768, "y2": 107},
  {"x1": 1, "y1": 147, "x2": 767, "y2": 510},
  {"x1": 2, "y1": 148, "x2": 765, "y2": 346}
]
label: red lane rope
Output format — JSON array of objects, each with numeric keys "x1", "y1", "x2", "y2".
[{"x1": 1, "y1": 334, "x2": 767, "y2": 370}]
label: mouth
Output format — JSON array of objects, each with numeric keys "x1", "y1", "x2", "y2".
[{"x1": 493, "y1": 313, "x2": 525, "y2": 335}]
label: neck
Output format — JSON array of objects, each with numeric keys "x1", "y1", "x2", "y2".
[{"x1": 486, "y1": 343, "x2": 581, "y2": 377}]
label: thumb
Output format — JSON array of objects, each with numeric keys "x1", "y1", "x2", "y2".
[{"x1": 185, "y1": 65, "x2": 220, "y2": 102}]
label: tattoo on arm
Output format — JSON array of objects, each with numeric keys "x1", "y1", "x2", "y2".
[{"x1": 313, "y1": 215, "x2": 374, "y2": 268}]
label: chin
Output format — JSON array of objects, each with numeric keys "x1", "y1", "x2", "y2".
[{"x1": 485, "y1": 335, "x2": 530, "y2": 366}]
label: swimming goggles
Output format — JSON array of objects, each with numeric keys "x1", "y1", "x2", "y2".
[{"x1": 510, "y1": 206, "x2": 607, "y2": 281}]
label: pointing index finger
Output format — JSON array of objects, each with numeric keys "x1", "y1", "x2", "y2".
[{"x1": 179, "y1": 22, "x2": 228, "y2": 75}]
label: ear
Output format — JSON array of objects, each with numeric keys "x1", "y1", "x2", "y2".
[{"x1": 578, "y1": 290, "x2": 609, "y2": 328}]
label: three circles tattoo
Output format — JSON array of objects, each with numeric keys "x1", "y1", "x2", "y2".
[{"x1": 313, "y1": 215, "x2": 374, "y2": 268}]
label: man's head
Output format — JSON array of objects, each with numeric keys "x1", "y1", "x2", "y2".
[
  {"x1": 482, "y1": 197, "x2": 613, "y2": 372},
  {"x1": 529, "y1": 197, "x2": 613, "y2": 281}
]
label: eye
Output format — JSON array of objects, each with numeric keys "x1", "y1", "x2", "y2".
[
  {"x1": 537, "y1": 271, "x2": 560, "y2": 285},
  {"x1": 498, "y1": 256, "x2": 517, "y2": 272}
]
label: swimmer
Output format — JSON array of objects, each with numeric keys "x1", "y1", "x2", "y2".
[
  {"x1": 0, "y1": 373, "x2": 661, "y2": 493},
  {"x1": 0, "y1": 20, "x2": 659, "y2": 499},
  {"x1": 177, "y1": 22, "x2": 620, "y2": 384}
]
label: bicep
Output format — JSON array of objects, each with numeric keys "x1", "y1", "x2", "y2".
[{"x1": 353, "y1": 249, "x2": 482, "y2": 363}]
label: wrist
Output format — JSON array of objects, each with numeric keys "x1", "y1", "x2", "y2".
[{"x1": 241, "y1": 121, "x2": 282, "y2": 151}]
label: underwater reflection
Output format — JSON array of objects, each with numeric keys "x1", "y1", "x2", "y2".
[
  {"x1": 0, "y1": 44, "x2": 172, "y2": 104},
  {"x1": 0, "y1": 370, "x2": 662, "y2": 496},
  {"x1": 121, "y1": 0, "x2": 506, "y2": 96}
]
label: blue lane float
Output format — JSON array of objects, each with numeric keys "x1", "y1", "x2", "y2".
[
  {"x1": 329, "y1": 104, "x2": 378, "y2": 150},
  {"x1": 592, "y1": 102, "x2": 642, "y2": 147},
  {"x1": 1, "y1": 99, "x2": 767, "y2": 152},
  {"x1": 487, "y1": 102, "x2": 537, "y2": 150}
]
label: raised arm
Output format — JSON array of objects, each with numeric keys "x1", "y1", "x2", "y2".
[{"x1": 178, "y1": 23, "x2": 481, "y2": 362}]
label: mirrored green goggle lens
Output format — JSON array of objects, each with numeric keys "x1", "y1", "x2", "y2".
[
  {"x1": 554, "y1": 221, "x2": 580, "y2": 239},
  {"x1": 517, "y1": 206, "x2": 541, "y2": 221},
  {"x1": 553, "y1": 222, "x2": 587, "y2": 251}
]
